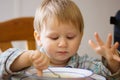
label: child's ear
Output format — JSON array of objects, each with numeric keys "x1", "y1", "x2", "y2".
[{"x1": 34, "y1": 31, "x2": 42, "y2": 46}]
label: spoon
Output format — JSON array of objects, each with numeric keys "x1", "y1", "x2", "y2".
[{"x1": 48, "y1": 68, "x2": 61, "y2": 78}]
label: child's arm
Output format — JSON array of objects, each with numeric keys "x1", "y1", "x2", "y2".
[
  {"x1": 10, "y1": 50, "x2": 49, "y2": 76},
  {"x1": 88, "y1": 32, "x2": 120, "y2": 73}
]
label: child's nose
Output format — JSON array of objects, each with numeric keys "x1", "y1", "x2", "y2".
[{"x1": 58, "y1": 38, "x2": 67, "y2": 48}]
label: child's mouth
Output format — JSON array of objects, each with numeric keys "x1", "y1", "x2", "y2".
[{"x1": 57, "y1": 51, "x2": 68, "y2": 54}]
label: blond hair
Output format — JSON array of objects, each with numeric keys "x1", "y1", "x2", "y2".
[{"x1": 34, "y1": 0, "x2": 84, "y2": 33}]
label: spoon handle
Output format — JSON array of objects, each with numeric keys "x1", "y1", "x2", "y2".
[{"x1": 48, "y1": 68, "x2": 61, "y2": 78}]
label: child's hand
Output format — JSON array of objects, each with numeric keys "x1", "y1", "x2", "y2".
[
  {"x1": 29, "y1": 50, "x2": 50, "y2": 76},
  {"x1": 88, "y1": 32, "x2": 120, "y2": 73}
]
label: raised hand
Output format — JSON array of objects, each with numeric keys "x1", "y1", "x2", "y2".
[
  {"x1": 88, "y1": 32, "x2": 120, "y2": 73},
  {"x1": 30, "y1": 50, "x2": 50, "y2": 76}
]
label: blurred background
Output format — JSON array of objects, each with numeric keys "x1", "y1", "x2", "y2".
[{"x1": 0, "y1": 0, "x2": 120, "y2": 58}]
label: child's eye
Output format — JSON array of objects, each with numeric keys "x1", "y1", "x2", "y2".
[
  {"x1": 67, "y1": 36, "x2": 74, "y2": 39},
  {"x1": 50, "y1": 37, "x2": 59, "y2": 40}
]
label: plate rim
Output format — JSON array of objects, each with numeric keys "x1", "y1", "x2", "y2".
[{"x1": 43, "y1": 67, "x2": 93, "y2": 77}]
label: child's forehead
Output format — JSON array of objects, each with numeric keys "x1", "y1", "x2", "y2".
[
  {"x1": 42, "y1": 20, "x2": 80, "y2": 35},
  {"x1": 39, "y1": 15, "x2": 83, "y2": 33},
  {"x1": 45, "y1": 17, "x2": 78, "y2": 28}
]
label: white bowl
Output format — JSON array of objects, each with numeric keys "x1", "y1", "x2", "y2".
[{"x1": 43, "y1": 67, "x2": 93, "y2": 78}]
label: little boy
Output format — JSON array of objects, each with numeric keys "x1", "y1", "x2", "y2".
[{"x1": 0, "y1": 0, "x2": 120, "y2": 80}]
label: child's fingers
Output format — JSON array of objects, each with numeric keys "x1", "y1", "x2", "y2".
[
  {"x1": 111, "y1": 42, "x2": 119, "y2": 54},
  {"x1": 114, "y1": 42, "x2": 119, "y2": 49},
  {"x1": 34, "y1": 54, "x2": 49, "y2": 70},
  {"x1": 89, "y1": 39, "x2": 105, "y2": 56},
  {"x1": 111, "y1": 42, "x2": 120, "y2": 61},
  {"x1": 29, "y1": 50, "x2": 49, "y2": 71},
  {"x1": 38, "y1": 55, "x2": 49, "y2": 67},
  {"x1": 34, "y1": 53, "x2": 45, "y2": 64},
  {"x1": 94, "y1": 32, "x2": 104, "y2": 46},
  {"x1": 106, "y1": 33, "x2": 112, "y2": 48},
  {"x1": 88, "y1": 40, "x2": 97, "y2": 49}
]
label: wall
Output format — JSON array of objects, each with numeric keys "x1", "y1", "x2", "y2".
[
  {"x1": 0, "y1": 0, "x2": 120, "y2": 58},
  {"x1": 74, "y1": 0, "x2": 120, "y2": 58}
]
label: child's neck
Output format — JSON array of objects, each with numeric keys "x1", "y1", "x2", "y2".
[{"x1": 50, "y1": 59, "x2": 69, "y2": 67}]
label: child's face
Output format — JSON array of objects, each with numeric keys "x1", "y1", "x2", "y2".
[{"x1": 35, "y1": 18, "x2": 83, "y2": 64}]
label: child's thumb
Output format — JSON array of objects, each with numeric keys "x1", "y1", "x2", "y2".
[{"x1": 37, "y1": 70, "x2": 43, "y2": 76}]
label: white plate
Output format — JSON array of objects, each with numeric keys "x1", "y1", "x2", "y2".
[{"x1": 43, "y1": 67, "x2": 93, "y2": 78}]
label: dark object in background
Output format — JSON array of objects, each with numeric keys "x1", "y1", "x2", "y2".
[{"x1": 110, "y1": 10, "x2": 120, "y2": 50}]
